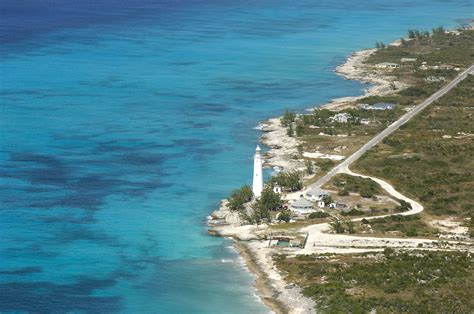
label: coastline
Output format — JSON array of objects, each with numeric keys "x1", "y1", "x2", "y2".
[
  {"x1": 209, "y1": 45, "x2": 407, "y2": 314},
  {"x1": 232, "y1": 241, "x2": 287, "y2": 314}
]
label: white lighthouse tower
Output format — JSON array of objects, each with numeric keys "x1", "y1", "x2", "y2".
[{"x1": 252, "y1": 145, "x2": 264, "y2": 198}]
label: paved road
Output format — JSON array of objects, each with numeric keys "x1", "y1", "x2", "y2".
[{"x1": 312, "y1": 64, "x2": 474, "y2": 188}]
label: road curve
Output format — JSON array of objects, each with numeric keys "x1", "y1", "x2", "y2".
[
  {"x1": 299, "y1": 166, "x2": 473, "y2": 254},
  {"x1": 312, "y1": 64, "x2": 474, "y2": 188},
  {"x1": 298, "y1": 65, "x2": 474, "y2": 254}
]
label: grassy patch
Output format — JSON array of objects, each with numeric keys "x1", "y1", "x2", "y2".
[
  {"x1": 330, "y1": 173, "x2": 382, "y2": 198},
  {"x1": 275, "y1": 250, "x2": 474, "y2": 313},
  {"x1": 359, "y1": 214, "x2": 438, "y2": 237},
  {"x1": 354, "y1": 76, "x2": 474, "y2": 231}
]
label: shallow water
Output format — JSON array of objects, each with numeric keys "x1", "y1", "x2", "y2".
[{"x1": 0, "y1": 0, "x2": 472, "y2": 312}]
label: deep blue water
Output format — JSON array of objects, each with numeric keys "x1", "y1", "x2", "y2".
[{"x1": 0, "y1": 1, "x2": 472, "y2": 313}]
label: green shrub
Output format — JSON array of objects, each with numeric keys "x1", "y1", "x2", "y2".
[
  {"x1": 305, "y1": 160, "x2": 314, "y2": 175},
  {"x1": 257, "y1": 187, "x2": 282, "y2": 211},
  {"x1": 308, "y1": 211, "x2": 330, "y2": 219},
  {"x1": 228, "y1": 185, "x2": 253, "y2": 210},
  {"x1": 269, "y1": 171, "x2": 302, "y2": 192},
  {"x1": 278, "y1": 210, "x2": 292, "y2": 223},
  {"x1": 330, "y1": 220, "x2": 345, "y2": 233},
  {"x1": 338, "y1": 188, "x2": 349, "y2": 196},
  {"x1": 341, "y1": 209, "x2": 363, "y2": 216},
  {"x1": 281, "y1": 109, "x2": 296, "y2": 127},
  {"x1": 333, "y1": 174, "x2": 381, "y2": 198}
]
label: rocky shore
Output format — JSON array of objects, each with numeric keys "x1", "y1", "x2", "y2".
[
  {"x1": 208, "y1": 202, "x2": 316, "y2": 314},
  {"x1": 321, "y1": 48, "x2": 409, "y2": 110},
  {"x1": 208, "y1": 46, "x2": 408, "y2": 314}
]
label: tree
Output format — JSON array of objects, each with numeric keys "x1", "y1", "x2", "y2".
[
  {"x1": 297, "y1": 144, "x2": 304, "y2": 155},
  {"x1": 228, "y1": 185, "x2": 253, "y2": 210},
  {"x1": 278, "y1": 210, "x2": 292, "y2": 223},
  {"x1": 359, "y1": 185, "x2": 376, "y2": 198},
  {"x1": 346, "y1": 221, "x2": 355, "y2": 234},
  {"x1": 287, "y1": 124, "x2": 294, "y2": 137},
  {"x1": 257, "y1": 187, "x2": 282, "y2": 211},
  {"x1": 305, "y1": 160, "x2": 314, "y2": 175},
  {"x1": 302, "y1": 115, "x2": 312, "y2": 125},
  {"x1": 396, "y1": 199, "x2": 412, "y2": 212},
  {"x1": 280, "y1": 109, "x2": 296, "y2": 127},
  {"x1": 330, "y1": 219, "x2": 345, "y2": 234},
  {"x1": 432, "y1": 26, "x2": 445, "y2": 36},
  {"x1": 270, "y1": 171, "x2": 302, "y2": 192},
  {"x1": 322, "y1": 194, "x2": 333, "y2": 205},
  {"x1": 408, "y1": 29, "x2": 416, "y2": 39},
  {"x1": 295, "y1": 123, "x2": 304, "y2": 137},
  {"x1": 241, "y1": 203, "x2": 271, "y2": 225}
]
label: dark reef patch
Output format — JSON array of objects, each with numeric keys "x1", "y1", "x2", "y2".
[
  {"x1": 0, "y1": 267, "x2": 43, "y2": 276},
  {"x1": 0, "y1": 148, "x2": 170, "y2": 213},
  {"x1": 0, "y1": 277, "x2": 122, "y2": 313}
]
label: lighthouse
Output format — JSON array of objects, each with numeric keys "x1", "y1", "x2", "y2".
[{"x1": 252, "y1": 145, "x2": 264, "y2": 198}]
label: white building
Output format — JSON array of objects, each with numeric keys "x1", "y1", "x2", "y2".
[
  {"x1": 375, "y1": 62, "x2": 400, "y2": 69},
  {"x1": 425, "y1": 76, "x2": 446, "y2": 82},
  {"x1": 306, "y1": 186, "x2": 329, "y2": 201},
  {"x1": 273, "y1": 184, "x2": 282, "y2": 194},
  {"x1": 401, "y1": 58, "x2": 417, "y2": 63},
  {"x1": 291, "y1": 195, "x2": 314, "y2": 214},
  {"x1": 329, "y1": 113, "x2": 352, "y2": 123},
  {"x1": 252, "y1": 146, "x2": 264, "y2": 198},
  {"x1": 361, "y1": 103, "x2": 395, "y2": 110}
]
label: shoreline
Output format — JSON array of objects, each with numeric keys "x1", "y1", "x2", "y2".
[
  {"x1": 209, "y1": 44, "x2": 410, "y2": 313},
  {"x1": 232, "y1": 241, "x2": 287, "y2": 314}
]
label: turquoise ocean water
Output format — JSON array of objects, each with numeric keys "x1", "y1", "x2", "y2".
[{"x1": 1, "y1": 1, "x2": 472, "y2": 312}]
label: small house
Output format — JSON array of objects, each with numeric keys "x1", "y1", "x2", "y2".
[
  {"x1": 425, "y1": 76, "x2": 446, "y2": 82},
  {"x1": 329, "y1": 112, "x2": 352, "y2": 123},
  {"x1": 273, "y1": 184, "x2": 282, "y2": 194},
  {"x1": 400, "y1": 58, "x2": 417, "y2": 63},
  {"x1": 439, "y1": 64, "x2": 454, "y2": 70},
  {"x1": 329, "y1": 202, "x2": 348, "y2": 209},
  {"x1": 375, "y1": 62, "x2": 400, "y2": 69},
  {"x1": 362, "y1": 102, "x2": 395, "y2": 110},
  {"x1": 291, "y1": 195, "x2": 314, "y2": 213},
  {"x1": 306, "y1": 187, "x2": 329, "y2": 201}
]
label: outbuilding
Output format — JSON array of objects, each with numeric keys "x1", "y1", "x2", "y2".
[
  {"x1": 306, "y1": 187, "x2": 329, "y2": 201},
  {"x1": 362, "y1": 102, "x2": 395, "y2": 110},
  {"x1": 375, "y1": 62, "x2": 400, "y2": 69},
  {"x1": 329, "y1": 112, "x2": 352, "y2": 123}
]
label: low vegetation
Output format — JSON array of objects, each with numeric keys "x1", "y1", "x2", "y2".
[
  {"x1": 269, "y1": 171, "x2": 302, "y2": 192},
  {"x1": 275, "y1": 250, "x2": 474, "y2": 313},
  {"x1": 330, "y1": 218, "x2": 355, "y2": 234},
  {"x1": 240, "y1": 187, "x2": 282, "y2": 224},
  {"x1": 228, "y1": 185, "x2": 253, "y2": 210},
  {"x1": 359, "y1": 214, "x2": 437, "y2": 237},
  {"x1": 354, "y1": 76, "x2": 474, "y2": 234},
  {"x1": 308, "y1": 211, "x2": 330, "y2": 219},
  {"x1": 268, "y1": 26, "x2": 473, "y2": 314},
  {"x1": 332, "y1": 174, "x2": 382, "y2": 198}
]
